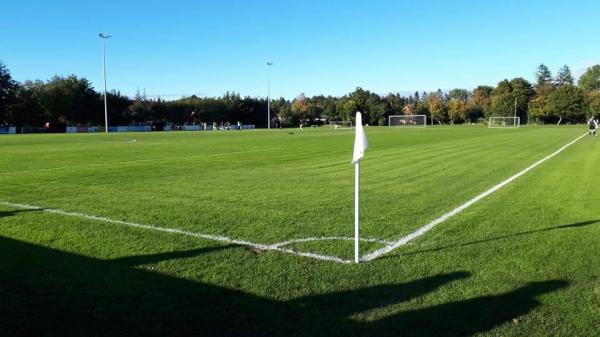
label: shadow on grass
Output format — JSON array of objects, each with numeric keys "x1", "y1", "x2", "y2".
[
  {"x1": 111, "y1": 245, "x2": 237, "y2": 266},
  {"x1": 0, "y1": 208, "x2": 43, "y2": 218},
  {"x1": 364, "y1": 280, "x2": 567, "y2": 337},
  {"x1": 403, "y1": 219, "x2": 600, "y2": 257},
  {"x1": 0, "y1": 236, "x2": 567, "y2": 337}
]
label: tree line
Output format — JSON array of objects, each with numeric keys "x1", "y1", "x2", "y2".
[{"x1": 2, "y1": 61, "x2": 600, "y2": 128}]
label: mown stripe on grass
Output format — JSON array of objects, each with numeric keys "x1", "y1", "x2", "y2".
[
  {"x1": 0, "y1": 148, "x2": 284, "y2": 175},
  {"x1": 362, "y1": 133, "x2": 588, "y2": 261}
]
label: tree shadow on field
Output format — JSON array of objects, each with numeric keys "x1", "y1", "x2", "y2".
[
  {"x1": 363, "y1": 280, "x2": 567, "y2": 337},
  {"x1": 0, "y1": 236, "x2": 568, "y2": 337},
  {"x1": 0, "y1": 208, "x2": 43, "y2": 219},
  {"x1": 403, "y1": 219, "x2": 600, "y2": 257}
]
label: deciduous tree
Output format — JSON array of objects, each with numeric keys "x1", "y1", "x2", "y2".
[
  {"x1": 578, "y1": 65, "x2": 600, "y2": 92},
  {"x1": 447, "y1": 98, "x2": 468, "y2": 124},
  {"x1": 0, "y1": 62, "x2": 19, "y2": 124},
  {"x1": 547, "y1": 84, "x2": 587, "y2": 123},
  {"x1": 468, "y1": 85, "x2": 493, "y2": 121}
]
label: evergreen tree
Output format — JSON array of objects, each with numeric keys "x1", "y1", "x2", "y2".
[
  {"x1": 535, "y1": 64, "x2": 553, "y2": 89},
  {"x1": 555, "y1": 65, "x2": 574, "y2": 86}
]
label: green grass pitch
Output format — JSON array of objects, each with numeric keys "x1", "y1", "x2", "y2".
[{"x1": 1, "y1": 126, "x2": 599, "y2": 336}]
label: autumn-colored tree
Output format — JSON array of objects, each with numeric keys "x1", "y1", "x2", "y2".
[
  {"x1": 586, "y1": 91, "x2": 600, "y2": 117},
  {"x1": 424, "y1": 92, "x2": 446, "y2": 124},
  {"x1": 467, "y1": 85, "x2": 493, "y2": 121},
  {"x1": 530, "y1": 67, "x2": 556, "y2": 124},
  {"x1": 447, "y1": 99, "x2": 468, "y2": 124},
  {"x1": 291, "y1": 93, "x2": 308, "y2": 115},
  {"x1": 528, "y1": 95, "x2": 550, "y2": 123}
]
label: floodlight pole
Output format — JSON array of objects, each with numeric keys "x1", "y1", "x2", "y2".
[
  {"x1": 99, "y1": 33, "x2": 111, "y2": 133},
  {"x1": 267, "y1": 62, "x2": 273, "y2": 129}
]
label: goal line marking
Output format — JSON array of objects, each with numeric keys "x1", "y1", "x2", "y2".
[
  {"x1": 0, "y1": 200, "x2": 382, "y2": 264},
  {"x1": 361, "y1": 132, "x2": 588, "y2": 261}
]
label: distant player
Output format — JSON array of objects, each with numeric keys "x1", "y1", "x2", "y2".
[{"x1": 589, "y1": 117, "x2": 598, "y2": 137}]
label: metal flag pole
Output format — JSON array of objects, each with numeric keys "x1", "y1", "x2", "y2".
[
  {"x1": 352, "y1": 111, "x2": 368, "y2": 263},
  {"x1": 354, "y1": 160, "x2": 360, "y2": 263}
]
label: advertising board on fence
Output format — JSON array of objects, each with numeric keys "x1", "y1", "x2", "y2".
[{"x1": 0, "y1": 127, "x2": 16, "y2": 134}]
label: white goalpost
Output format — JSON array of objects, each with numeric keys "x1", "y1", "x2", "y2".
[
  {"x1": 330, "y1": 121, "x2": 353, "y2": 129},
  {"x1": 488, "y1": 116, "x2": 520, "y2": 128},
  {"x1": 388, "y1": 115, "x2": 427, "y2": 127}
]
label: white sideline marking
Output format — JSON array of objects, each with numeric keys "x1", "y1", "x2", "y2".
[
  {"x1": 0, "y1": 201, "x2": 351, "y2": 264},
  {"x1": 270, "y1": 236, "x2": 392, "y2": 248},
  {"x1": 0, "y1": 148, "x2": 283, "y2": 175},
  {"x1": 362, "y1": 133, "x2": 587, "y2": 262}
]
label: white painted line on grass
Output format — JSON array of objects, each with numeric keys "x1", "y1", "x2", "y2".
[
  {"x1": 270, "y1": 236, "x2": 392, "y2": 248},
  {"x1": 362, "y1": 132, "x2": 588, "y2": 262},
  {"x1": 0, "y1": 200, "x2": 351, "y2": 264}
]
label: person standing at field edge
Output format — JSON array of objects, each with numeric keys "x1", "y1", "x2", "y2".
[{"x1": 588, "y1": 117, "x2": 598, "y2": 137}]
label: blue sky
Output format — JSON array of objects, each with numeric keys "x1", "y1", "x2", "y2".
[{"x1": 2, "y1": 0, "x2": 600, "y2": 99}]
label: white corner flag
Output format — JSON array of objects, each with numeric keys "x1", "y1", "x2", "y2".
[
  {"x1": 352, "y1": 111, "x2": 368, "y2": 263},
  {"x1": 352, "y1": 112, "x2": 368, "y2": 164}
]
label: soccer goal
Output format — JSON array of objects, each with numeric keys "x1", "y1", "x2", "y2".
[
  {"x1": 388, "y1": 115, "x2": 427, "y2": 127},
  {"x1": 488, "y1": 117, "x2": 520, "y2": 128},
  {"x1": 330, "y1": 121, "x2": 353, "y2": 129}
]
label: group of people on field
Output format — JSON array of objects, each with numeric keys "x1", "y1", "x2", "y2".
[
  {"x1": 203, "y1": 121, "x2": 243, "y2": 131},
  {"x1": 589, "y1": 117, "x2": 599, "y2": 137}
]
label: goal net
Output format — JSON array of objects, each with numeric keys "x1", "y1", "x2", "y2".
[
  {"x1": 488, "y1": 117, "x2": 520, "y2": 128},
  {"x1": 330, "y1": 121, "x2": 353, "y2": 129},
  {"x1": 388, "y1": 115, "x2": 427, "y2": 127}
]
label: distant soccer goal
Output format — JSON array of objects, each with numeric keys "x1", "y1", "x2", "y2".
[
  {"x1": 330, "y1": 121, "x2": 353, "y2": 129},
  {"x1": 388, "y1": 115, "x2": 427, "y2": 127},
  {"x1": 488, "y1": 117, "x2": 520, "y2": 128},
  {"x1": 310, "y1": 125, "x2": 319, "y2": 128}
]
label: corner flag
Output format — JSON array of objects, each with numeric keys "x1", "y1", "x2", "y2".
[
  {"x1": 352, "y1": 112, "x2": 368, "y2": 164},
  {"x1": 352, "y1": 111, "x2": 368, "y2": 263}
]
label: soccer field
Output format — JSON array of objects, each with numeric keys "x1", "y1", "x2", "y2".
[{"x1": 1, "y1": 126, "x2": 599, "y2": 336}]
